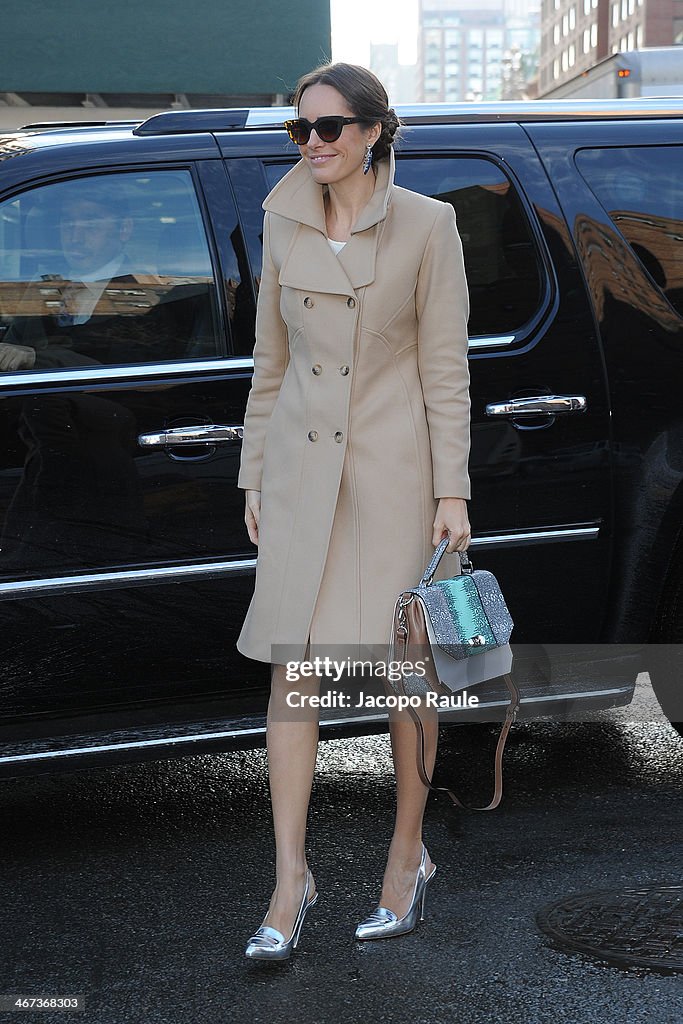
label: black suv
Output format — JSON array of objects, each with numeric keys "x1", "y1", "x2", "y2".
[{"x1": 0, "y1": 99, "x2": 681, "y2": 777}]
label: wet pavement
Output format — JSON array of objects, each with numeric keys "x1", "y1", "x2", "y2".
[{"x1": 1, "y1": 674, "x2": 682, "y2": 1023}]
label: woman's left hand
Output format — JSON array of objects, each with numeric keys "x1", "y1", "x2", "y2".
[{"x1": 432, "y1": 497, "x2": 471, "y2": 553}]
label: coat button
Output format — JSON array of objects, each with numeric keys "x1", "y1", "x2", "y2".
[
  {"x1": 304, "y1": 296, "x2": 314, "y2": 308},
  {"x1": 308, "y1": 430, "x2": 318, "y2": 441},
  {"x1": 334, "y1": 431, "x2": 344, "y2": 442},
  {"x1": 346, "y1": 297, "x2": 356, "y2": 309},
  {"x1": 339, "y1": 365, "x2": 350, "y2": 375},
  {"x1": 312, "y1": 364, "x2": 322, "y2": 375}
]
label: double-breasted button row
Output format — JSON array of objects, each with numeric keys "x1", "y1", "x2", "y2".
[
  {"x1": 304, "y1": 295, "x2": 355, "y2": 309},
  {"x1": 307, "y1": 430, "x2": 344, "y2": 443},
  {"x1": 311, "y1": 364, "x2": 350, "y2": 375}
]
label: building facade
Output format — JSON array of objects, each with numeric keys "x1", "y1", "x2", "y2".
[
  {"x1": 370, "y1": 44, "x2": 417, "y2": 104},
  {"x1": 417, "y1": 0, "x2": 541, "y2": 102},
  {"x1": 538, "y1": 0, "x2": 683, "y2": 96},
  {"x1": 0, "y1": 0, "x2": 330, "y2": 129}
]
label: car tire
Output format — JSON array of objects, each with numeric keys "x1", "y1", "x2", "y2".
[{"x1": 649, "y1": 555, "x2": 683, "y2": 739}]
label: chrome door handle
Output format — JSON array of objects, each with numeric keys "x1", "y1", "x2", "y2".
[
  {"x1": 485, "y1": 395, "x2": 587, "y2": 417},
  {"x1": 137, "y1": 424, "x2": 244, "y2": 448}
]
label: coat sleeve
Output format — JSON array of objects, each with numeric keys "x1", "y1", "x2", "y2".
[
  {"x1": 237, "y1": 212, "x2": 289, "y2": 491},
  {"x1": 415, "y1": 200, "x2": 472, "y2": 501}
]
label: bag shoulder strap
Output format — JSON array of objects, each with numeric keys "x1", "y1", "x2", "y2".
[
  {"x1": 407, "y1": 671, "x2": 520, "y2": 811},
  {"x1": 391, "y1": 588, "x2": 521, "y2": 811}
]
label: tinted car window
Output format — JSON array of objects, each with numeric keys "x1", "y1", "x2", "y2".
[
  {"x1": 392, "y1": 158, "x2": 543, "y2": 338},
  {"x1": 575, "y1": 145, "x2": 683, "y2": 320},
  {"x1": 0, "y1": 171, "x2": 222, "y2": 371},
  {"x1": 263, "y1": 156, "x2": 544, "y2": 339}
]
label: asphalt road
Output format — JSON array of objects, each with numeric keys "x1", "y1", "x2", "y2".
[{"x1": 1, "y1": 674, "x2": 682, "y2": 1024}]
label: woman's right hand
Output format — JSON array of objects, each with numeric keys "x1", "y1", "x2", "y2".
[{"x1": 245, "y1": 489, "x2": 261, "y2": 546}]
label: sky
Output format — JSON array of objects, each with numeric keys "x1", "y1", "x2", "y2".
[{"x1": 330, "y1": 0, "x2": 419, "y2": 67}]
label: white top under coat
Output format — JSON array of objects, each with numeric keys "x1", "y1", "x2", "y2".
[{"x1": 327, "y1": 238, "x2": 346, "y2": 255}]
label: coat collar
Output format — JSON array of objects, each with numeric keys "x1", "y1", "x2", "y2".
[{"x1": 263, "y1": 150, "x2": 395, "y2": 295}]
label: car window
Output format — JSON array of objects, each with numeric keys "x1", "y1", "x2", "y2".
[
  {"x1": 0, "y1": 170, "x2": 222, "y2": 372},
  {"x1": 392, "y1": 157, "x2": 544, "y2": 339},
  {"x1": 575, "y1": 145, "x2": 683, "y2": 320},
  {"x1": 263, "y1": 156, "x2": 544, "y2": 340}
]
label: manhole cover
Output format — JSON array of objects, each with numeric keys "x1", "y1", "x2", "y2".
[{"x1": 536, "y1": 885, "x2": 683, "y2": 974}]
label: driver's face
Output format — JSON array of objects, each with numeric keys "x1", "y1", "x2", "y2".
[{"x1": 60, "y1": 198, "x2": 126, "y2": 275}]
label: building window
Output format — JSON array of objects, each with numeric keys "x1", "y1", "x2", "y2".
[
  {"x1": 612, "y1": 3, "x2": 619, "y2": 27},
  {"x1": 636, "y1": 23, "x2": 643, "y2": 46},
  {"x1": 569, "y1": 6, "x2": 576, "y2": 30},
  {"x1": 591, "y1": 22, "x2": 598, "y2": 46},
  {"x1": 562, "y1": 49, "x2": 569, "y2": 70},
  {"x1": 628, "y1": 0, "x2": 635, "y2": 13},
  {"x1": 554, "y1": 23, "x2": 561, "y2": 43},
  {"x1": 553, "y1": 58, "x2": 560, "y2": 78},
  {"x1": 584, "y1": 0, "x2": 590, "y2": 13},
  {"x1": 583, "y1": 28, "x2": 591, "y2": 52},
  {"x1": 569, "y1": 43, "x2": 576, "y2": 65},
  {"x1": 627, "y1": 30, "x2": 634, "y2": 48},
  {"x1": 621, "y1": 0, "x2": 627, "y2": 18}
]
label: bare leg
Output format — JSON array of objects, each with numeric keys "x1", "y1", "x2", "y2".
[
  {"x1": 258, "y1": 659, "x2": 321, "y2": 939},
  {"x1": 378, "y1": 702, "x2": 438, "y2": 915}
]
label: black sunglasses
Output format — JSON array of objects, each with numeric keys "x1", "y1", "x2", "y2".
[{"x1": 284, "y1": 116, "x2": 365, "y2": 145}]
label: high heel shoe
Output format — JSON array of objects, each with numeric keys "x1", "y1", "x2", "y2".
[
  {"x1": 244, "y1": 869, "x2": 318, "y2": 960},
  {"x1": 354, "y1": 844, "x2": 436, "y2": 941}
]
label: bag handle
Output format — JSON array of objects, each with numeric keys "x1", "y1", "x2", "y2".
[{"x1": 420, "y1": 538, "x2": 473, "y2": 587}]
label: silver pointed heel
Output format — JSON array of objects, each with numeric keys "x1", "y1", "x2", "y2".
[
  {"x1": 355, "y1": 844, "x2": 436, "y2": 941},
  {"x1": 245, "y1": 869, "x2": 318, "y2": 960}
]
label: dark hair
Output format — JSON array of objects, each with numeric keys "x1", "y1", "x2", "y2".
[{"x1": 292, "y1": 62, "x2": 401, "y2": 163}]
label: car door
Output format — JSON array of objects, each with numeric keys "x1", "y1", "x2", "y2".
[
  {"x1": 0, "y1": 158, "x2": 268, "y2": 721},
  {"x1": 522, "y1": 120, "x2": 683, "y2": 647},
  {"x1": 225, "y1": 121, "x2": 613, "y2": 664}
]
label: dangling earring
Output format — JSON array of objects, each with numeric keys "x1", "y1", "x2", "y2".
[{"x1": 362, "y1": 144, "x2": 373, "y2": 175}]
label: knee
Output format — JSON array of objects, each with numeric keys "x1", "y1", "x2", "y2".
[{"x1": 270, "y1": 662, "x2": 322, "y2": 697}]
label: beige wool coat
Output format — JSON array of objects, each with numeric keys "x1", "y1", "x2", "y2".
[{"x1": 236, "y1": 149, "x2": 471, "y2": 665}]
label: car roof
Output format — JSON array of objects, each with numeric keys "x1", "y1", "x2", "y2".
[
  {"x1": 6, "y1": 96, "x2": 683, "y2": 147},
  {"x1": 1, "y1": 97, "x2": 679, "y2": 167}
]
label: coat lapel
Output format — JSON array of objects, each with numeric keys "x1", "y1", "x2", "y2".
[{"x1": 263, "y1": 150, "x2": 395, "y2": 295}]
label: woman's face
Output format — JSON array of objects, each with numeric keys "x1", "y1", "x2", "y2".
[{"x1": 297, "y1": 83, "x2": 380, "y2": 188}]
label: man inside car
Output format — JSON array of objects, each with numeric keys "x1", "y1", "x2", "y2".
[{"x1": 0, "y1": 184, "x2": 143, "y2": 369}]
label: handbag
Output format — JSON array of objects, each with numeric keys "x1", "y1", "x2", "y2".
[{"x1": 388, "y1": 537, "x2": 520, "y2": 811}]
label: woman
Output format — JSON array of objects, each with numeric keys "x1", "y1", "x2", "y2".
[{"x1": 237, "y1": 62, "x2": 472, "y2": 960}]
